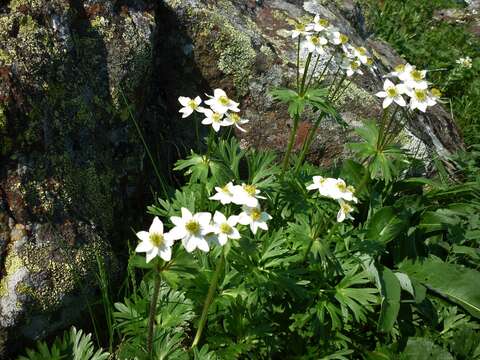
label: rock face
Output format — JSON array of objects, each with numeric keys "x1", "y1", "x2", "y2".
[{"x1": 0, "y1": 0, "x2": 464, "y2": 356}]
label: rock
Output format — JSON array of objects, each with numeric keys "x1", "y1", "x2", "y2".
[{"x1": 158, "y1": 0, "x2": 463, "y2": 167}]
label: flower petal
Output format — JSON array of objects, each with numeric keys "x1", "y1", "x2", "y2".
[{"x1": 149, "y1": 217, "x2": 163, "y2": 234}]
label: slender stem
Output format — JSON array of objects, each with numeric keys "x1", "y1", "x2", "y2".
[
  {"x1": 191, "y1": 251, "x2": 225, "y2": 348},
  {"x1": 380, "y1": 106, "x2": 400, "y2": 150},
  {"x1": 281, "y1": 114, "x2": 300, "y2": 176},
  {"x1": 147, "y1": 263, "x2": 162, "y2": 355},
  {"x1": 329, "y1": 73, "x2": 347, "y2": 101},
  {"x1": 317, "y1": 54, "x2": 334, "y2": 86},
  {"x1": 195, "y1": 116, "x2": 201, "y2": 150},
  {"x1": 305, "y1": 54, "x2": 321, "y2": 93},
  {"x1": 300, "y1": 53, "x2": 313, "y2": 95},
  {"x1": 294, "y1": 112, "x2": 326, "y2": 172},
  {"x1": 332, "y1": 79, "x2": 352, "y2": 103},
  {"x1": 296, "y1": 37, "x2": 301, "y2": 91}
]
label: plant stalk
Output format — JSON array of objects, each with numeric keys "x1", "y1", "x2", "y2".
[
  {"x1": 147, "y1": 263, "x2": 162, "y2": 355},
  {"x1": 191, "y1": 251, "x2": 226, "y2": 348},
  {"x1": 281, "y1": 114, "x2": 300, "y2": 176}
]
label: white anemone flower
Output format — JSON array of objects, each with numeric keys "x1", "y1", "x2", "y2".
[
  {"x1": 135, "y1": 217, "x2": 175, "y2": 262},
  {"x1": 306, "y1": 15, "x2": 330, "y2": 32},
  {"x1": 307, "y1": 176, "x2": 357, "y2": 203},
  {"x1": 205, "y1": 89, "x2": 240, "y2": 114},
  {"x1": 201, "y1": 108, "x2": 225, "y2": 132},
  {"x1": 337, "y1": 200, "x2": 355, "y2": 223},
  {"x1": 169, "y1": 208, "x2": 212, "y2": 253},
  {"x1": 352, "y1": 47, "x2": 369, "y2": 64},
  {"x1": 456, "y1": 56, "x2": 472, "y2": 69},
  {"x1": 389, "y1": 63, "x2": 411, "y2": 79},
  {"x1": 231, "y1": 183, "x2": 266, "y2": 208},
  {"x1": 212, "y1": 211, "x2": 241, "y2": 246},
  {"x1": 209, "y1": 182, "x2": 236, "y2": 204},
  {"x1": 429, "y1": 88, "x2": 442, "y2": 102},
  {"x1": 375, "y1": 79, "x2": 407, "y2": 108},
  {"x1": 291, "y1": 22, "x2": 311, "y2": 38},
  {"x1": 328, "y1": 30, "x2": 349, "y2": 45},
  {"x1": 400, "y1": 67, "x2": 428, "y2": 90},
  {"x1": 341, "y1": 58, "x2": 363, "y2": 77},
  {"x1": 304, "y1": 34, "x2": 328, "y2": 54},
  {"x1": 238, "y1": 206, "x2": 272, "y2": 235},
  {"x1": 178, "y1": 96, "x2": 202, "y2": 118},
  {"x1": 409, "y1": 89, "x2": 436, "y2": 113},
  {"x1": 223, "y1": 112, "x2": 249, "y2": 132}
]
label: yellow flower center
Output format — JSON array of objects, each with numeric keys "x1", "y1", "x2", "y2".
[
  {"x1": 366, "y1": 57, "x2": 373, "y2": 66},
  {"x1": 395, "y1": 64, "x2": 405, "y2": 73},
  {"x1": 386, "y1": 87, "x2": 398, "y2": 97},
  {"x1": 221, "y1": 185, "x2": 231, "y2": 194},
  {"x1": 411, "y1": 70, "x2": 423, "y2": 81},
  {"x1": 219, "y1": 96, "x2": 230, "y2": 106},
  {"x1": 311, "y1": 36, "x2": 320, "y2": 45},
  {"x1": 219, "y1": 223, "x2": 232, "y2": 234},
  {"x1": 212, "y1": 113, "x2": 222, "y2": 122},
  {"x1": 295, "y1": 23, "x2": 305, "y2": 31},
  {"x1": 244, "y1": 184, "x2": 257, "y2": 196},
  {"x1": 149, "y1": 233, "x2": 164, "y2": 247},
  {"x1": 319, "y1": 19, "x2": 329, "y2": 27},
  {"x1": 251, "y1": 209, "x2": 261, "y2": 221},
  {"x1": 341, "y1": 203, "x2": 352, "y2": 212},
  {"x1": 229, "y1": 113, "x2": 240, "y2": 123},
  {"x1": 431, "y1": 88, "x2": 441, "y2": 98},
  {"x1": 414, "y1": 89, "x2": 427, "y2": 101},
  {"x1": 185, "y1": 220, "x2": 200, "y2": 234},
  {"x1": 337, "y1": 182, "x2": 347, "y2": 192},
  {"x1": 347, "y1": 185, "x2": 356, "y2": 194},
  {"x1": 351, "y1": 61, "x2": 360, "y2": 70},
  {"x1": 356, "y1": 47, "x2": 366, "y2": 55},
  {"x1": 188, "y1": 100, "x2": 198, "y2": 109},
  {"x1": 339, "y1": 34, "x2": 348, "y2": 44}
]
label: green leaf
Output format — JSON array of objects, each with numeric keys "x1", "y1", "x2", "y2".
[
  {"x1": 400, "y1": 257, "x2": 480, "y2": 319},
  {"x1": 367, "y1": 207, "x2": 408, "y2": 245},
  {"x1": 400, "y1": 337, "x2": 454, "y2": 360},
  {"x1": 378, "y1": 267, "x2": 401, "y2": 332}
]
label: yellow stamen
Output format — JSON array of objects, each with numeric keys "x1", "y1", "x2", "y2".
[
  {"x1": 251, "y1": 209, "x2": 261, "y2": 221},
  {"x1": 188, "y1": 100, "x2": 198, "y2": 109},
  {"x1": 244, "y1": 184, "x2": 257, "y2": 196},
  {"x1": 219, "y1": 96, "x2": 230, "y2": 106},
  {"x1": 212, "y1": 113, "x2": 222, "y2": 122},
  {"x1": 431, "y1": 88, "x2": 442, "y2": 98},
  {"x1": 319, "y1": 19, "x2": 329, "y2": 27},
  {"x1": 386, "y1": 87, "x2": 398, "y2": 97},
  {"x1": 411, "y1": 70, "x2": 424, "y2": 81},
  {"x1": 185, "y1": 220, "x2": 200, "y2": 234},
  {"x1": 339, "y1": 34, "x2": 348, "y2": 44},
  {"x1": 220, "y1": 223, "x2": 232, "y2": 234},
  {"x1": 414, "y1": 89, "x2": 427, "y2": 101},
  {"x1": 149, "y1": 233, "x2": 164, "y2": 247},
  {"x1": 395, "y1": 64, "x2": 405, "y2": 73}
]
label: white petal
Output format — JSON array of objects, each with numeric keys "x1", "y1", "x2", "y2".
[
  {"x1": 194, "y1": 96, "x2": 202, "y2": 105},
  {"x1": 196, "y1": 238, "x2": 210, "y2": 252},
  {"x1": 202, "y1": 118, "x2": 213, "y2": 125},
  {"x1": 136, "y1": 231, "x2": 150, "y2": 243},
  {"x1": 227, "y1": 215, "x2": 239, "y2": 227},
  {"x1": 213, "y1": 211, "x2": 226, "y2": 224},
  {"x1": 238, "y1": 212, "x2": 251, "y2": 225},
  {"x1": 146, "y1": 248, "x2": 158, "y2": 263},
  {"x1": 375, "y1": 91, "x2": 387, "y2": 98},
  {"x1": 136, "y1": 241, "x2": 152, "y2": 253},
  {"x1": 182, "y1": 237, "x2": 196, "y2": 253},
  {"x1": 217, "y1": 234, "x2": 228, "y2": 246},
  {"x1": 394, "y1": 96, "x2": 406, "y2": 107},
  {"x1": 178, "y1": 96, "x2": 190, "y2": 106},
  {"x1": 196, "y1": 212, "x2": 212, "y2": 226},
  {"x1": 212, "y1": 122, "x2": 221, "y2": 132},
  {"x1": 170, "y1": 216, "x2": 184, "y2": 227},
  {"x1": 337, "y1": 209, "x2": 346, "y2": 223},
  {"x1": 159, "y1": 247, "x2": 172, "y2": 261},
  {"x1": 168, "y1": 226, "x2": 187, "y2": 240},
  {"x1": 383, "y1": 97, "x2": 393, "y2": 109},
  {"x1": 181, "y1": 207, "x2": 193, "y2": 220},
  {"x1": 384, "y1": 79, "x2": 394, "y2": 90},
  {"x1": 149, "y1": 217, "x2": 163, "y2": 234},
  {"x1": 250, "y1": 222, "x2": 258, "y2": 235},
  {"x1": 179, "y1": 107, "x2": 194, "y2": 118},
  {"x1": 213, "y1": 88, "x2": 227, "y2": 98}
]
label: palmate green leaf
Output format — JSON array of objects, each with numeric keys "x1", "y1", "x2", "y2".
[
  {"x1": 270, "y1": 88, "x2": 304, "y2": 118},
  {"x1": 377, "y1": 266, "x2": 401, "y2": 333},
  {"x1": 246, "y1": 148, "x2": 279, "y2": 189},
  {"x1": 400, "y1": 337, "x2": 454, "y2": 360},
  {"x1": 304, "y1": 88, "x2": 346, "y2": 126},
  {"x1": 366, "y1": 207, "x2": 409, "y2": 245},
  {"x1": 400, "y1": 257, "x2": 480, "y2": 319}
]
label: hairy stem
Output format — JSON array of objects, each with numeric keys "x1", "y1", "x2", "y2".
[
  {"x1": 191, "y1": 251, "x2": 225, "y2": 348},
  {"x1": 147, "y1": 263, "x2": 162, "y2": 355},
  {"x1": 281, "y1": 114, "x2": 300, "y2": 176}
]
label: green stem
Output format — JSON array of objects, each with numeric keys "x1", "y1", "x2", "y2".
[
  {"x1": 329, "y1": 73, "x2": 347, "y2": 101},
  {"x1": 294, "y1": 112, "x2": 326, "y2": 172},
  {"x1": 296, "y1": 37, "x2": 301, "y2": 91},
  {"x1": 147, "y1": 263, "x2": 162, "y2": 355},
  {"x1": 300, "y1": 53, "x2": 313, "y2": 95},
  {"x1": 380, "y1": 106, "x2": 400, "y2": 150},
  {"x1": 281, "y1": 114, "x2": 300, "y2": 176},
  {"x1": 317, "y1": 54, "x2": 334, "y2": 86},
  {"x1": 305, "y1": 54, "x2": 321, "y2": 93},
  {"x1": 191, "y1": 251, "x2": 225, "y2": 348},
  {"x1": 331, "y1": 79, "x2": 352, "y2": 103}
]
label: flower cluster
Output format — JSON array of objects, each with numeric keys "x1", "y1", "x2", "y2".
[
  {"x1": 456, "y1": 56, "x2": 472, "y2": 69},
  {"x1": 377, "y1": 64, "x2": 440, "y2": 112},
  {"x1": 136, "y1": 182, "x2": 271, "y2": 262},
  {"x1": 178, "y1": 89, "x2": 249, "y2": 132},
  {"x1": 307, "y1": 176, "x2": 357, "y2": 222},
  {"x1": 292, "y1": 15, "x2": 374, "y2": 78}
]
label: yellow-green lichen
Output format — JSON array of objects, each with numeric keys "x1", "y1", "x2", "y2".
[
  {"x1": 0, "y1": 252, "x2": 24, "y2": 297},
  {"x1": 9, "y1": 0, "x2": 43, "y2": 12}
]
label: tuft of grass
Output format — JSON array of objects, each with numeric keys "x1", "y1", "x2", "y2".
[{"x1": 362, "y1": 0, "x2": 480, "y2": 145}]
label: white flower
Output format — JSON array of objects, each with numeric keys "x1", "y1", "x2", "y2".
[
  {"x1": 408, "y1": 88, "x2": 436, "y2": 113},
  {"x1": 209, "y1": 182, "x2": 236, "y2": 204},
  {"x1": 337, "y1": 200, "x2": 355, "y2": 222},
  {"x1": 341, "y1": 57, "x2": 363, "y2": 77},
  {"x1": 328, "y1": 30, "x2": 349, "y2": 45},
  {"x1": 352, "y1": 46, "x2": 370, "y2": 65},
  {"x1": 169, "y1": 208, "x2": 212, "y2": 253},
  {"x1": 178, "y1": 96, "x2": 203, "y2": 118},
  {"x1": 429, "y1": 88, "x2": 442, "y2": 101},
  {"x1": 205, "y1": 89, "x2": 240, "y2": 114},
  {"x1": 201, "y1": 108, "x2": 225, "y2": 132},
  {"x1": 291, "y1": 22, "x2": 311, "y2": 38},
  {"x1": 387, "y1": 63, "x2": 411, "y2": 79},
  {"x1": 306, "y1": 15, "x2": 330, "y2": 32},
  {"x1": 304, "y1": 34, "x2": 328, "y2": 54},
  {"x1": 456, "y1": 56, "x2": 472, "y2": 69},
  {"x1": 211, "y1": 211, "x2": 240, "y2": 246},
  {"x1": 223, "y1": 112, "x2": 249, "y2": 132},
  {"x1": 375, "y1": 79, "x2": 407, "y2": 108},
  {"x1": 399, "y1": 66, "x2": 428, "y2": 90},
  {"x1": 307, "y1": 176, "x2": 358, "y2": 203},
  {"x1": 238, "y1": 206, "x2": 272, "y2": 235},
  {"x1": 135, "y1": 217, "x2": 175, "y2": 262},
  {"x1": 231, "y1": 183, "x2": 266, "y2": 208}
]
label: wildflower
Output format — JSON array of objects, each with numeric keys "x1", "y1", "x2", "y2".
[
  {"x1": 375, "y1": 79, "x2": 407, "y2": 108},
  {"x1": 399, "y1": 67, "x2": 428, "y2": 90},
  {"x1": 341, "y1": 58, "x2": 363, "y2": 77},
  {"x1": 388, "y1": 63, "x2": 411, "y2": 79},
  {"x1": 178, "y1": 96, "x2": 202, "y2": 118},
  {"x1": 223, "y1": 112, "x2": 249, "y2": 132},
  {"x1": 169, "y1": 208, "x2": 212, "y2": 253},
  {"x1": 231, "y1": 183, "x2": 266, "y2": 208},
  {"x1": 304, "y1": 34, "x2": 328, "y2": 54},
  {"x1": 456, "y1": 56, "x2": 472, "y2": 69},
  {"x1": 238, "y1": 206, "x2": 272, "y2": 235},
  {"x1": 337, "y1": 200, "x2": 355, "y2": 222},
  {"x1": 306, "y1": 15, "x2": 330, "y2": 32},
  {"x1": 307, "y1": 176, "x2": 357, "y2": 203},
  {"x1": 328, "y1": 30, "x2": 349, "y2": 45},
  {"x1": 352, "y1": 47, "x2": 369, "y2": 65},
  {"x1": 409, "y1": 88, "x2": 436, "y2": 112},
  {"x1": 201, "y1": 108, "x2": 225, "y2": 132},
  {"x1": 429, "y1": 88, "x2": 442, "y2": 101},
  {"x1": 205, "y1": 89, "x2": 240, "y2": 114},
  {"x1": 209, "y1": 182, "x2": 236, "y2": 205},
  {"x1": 135, "y1": 217, "x2": 175, "y2": 262},
  {"x1": 291, "y1": 22, "x2": 311, "y2": 38},
  {"x1": 211, "y1": 211, "x2": 241, "y2": 246}
]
